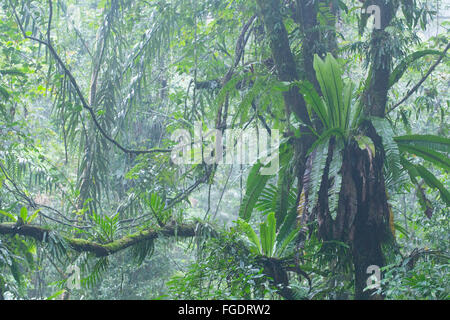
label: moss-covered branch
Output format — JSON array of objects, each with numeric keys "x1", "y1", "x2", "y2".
[{"x1": 0, "y1": 222, "x2": 198, "y2": 257}]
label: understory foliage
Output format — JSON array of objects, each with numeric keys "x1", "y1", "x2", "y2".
[{"x1": 0, "y1": 0, "x2": 448, "y2": 300}]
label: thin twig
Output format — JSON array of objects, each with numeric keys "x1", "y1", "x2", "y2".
[
  {"x1": 10, "y1": 0, "x2": 171, "y2": 155},
  {"x1": 388, "y1": 42, "x2": 450, "y2": 114}
]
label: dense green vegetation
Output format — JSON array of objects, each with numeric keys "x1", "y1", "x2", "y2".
[{"x1": 0, "y1": 0, "x2": 448, "y2": 300}]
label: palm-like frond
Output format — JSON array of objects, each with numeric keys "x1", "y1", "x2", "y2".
[
  {"x1": 237, "y1": 212, "x2": 297, "y2": 258},
  {"x1": 298, "y1": 54, "x2": 358, "y2": 134},
  {"x1": 389, "y1": 50, "x2": 444, "y2": 88},
  {"x1": 372, "y1": 117, "x2": 403, "y2": 183},
  {"x1": 395, "y1": 134, "x2": 450, "y2": 210},
  {"x1": 398, "y1": 144, "x2": 450, "y2": 171},
  {"x1": 394, "y1": 134, "x2": 450, "y2": 153},
  {"x1": 305, "y1": 139, "x2": 330, "y2": 213},
  {"x1": 314, "y1": 53, "x2": 344, "y2": 129},
  {"x1": 328, "y1": 141, "x2": 344, "y2": 220},
  {"x1": 238, "y1": 162, "x2": 271, "y2": 222}
]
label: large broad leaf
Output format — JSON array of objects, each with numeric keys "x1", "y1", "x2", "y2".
[
  {"x1": 0, "y1": 210, "x2": 16, "y2": 222},
  {"x1": 276, "y1": 205, "x2": 299, "y2": 246},
  {"x1": 389, "y1": 50, "x2": 444, "y2": 88},
  {"x1": 415, "y1": 164, "x2": 450, "y2": 206},
  {"x1": 298, "y1": 80, "x2": 329, "y2": 128},
  {"x1": 236, "y1": 219, "x2": 261, "y2": 255},
  {"x1": 238, "y1": 162, "x2": 271, "y2": 221},
  {"x1": 260, "y1": 212, "x2": 276, "y2": 257},
  {"x1": 401, "y1": 157, "x2": 434, "y2": 217},
  {"x1": 276, "y1": 225, "x2": 300, "y2": 257},
  {"x1": 242, "y1": 143, "x2": 292, "y2": 222},
  {"x1": 20, "y1": 207, "x2": 28, "y2": 222},
  {"x1": 255, "y1": 183, "x2": 277, "y2": 216},
  {"x1": 395, "y1": 135, "x2": 450, "y2": 153},
  {"x1": 313, "y1": 53, "x2": 343, "y2": 129},
  {"x1": 267, "y1": 144, "x2": 295, "y2": 229},
  {"x1": 273, "y1": 144, "x2": 294, "y2": 227},
  {"x1": 398, "y1": 144, "x2": 450, "y2": 171},
  {"x1": 342, "y1": 80, "x2": 355, "y2": 131},
  {"x1": 266, "y1": 212, "x2": 277, "y2": 257},
  {"x1": 298, "y1": 55, "x2": 358, "y2": 135}
]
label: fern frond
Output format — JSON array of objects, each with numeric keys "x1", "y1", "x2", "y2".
[
  {"x1": 328, "y1": 141, "x2": 344, "y2": 220},
  {"x1": 398, "y1": 144, "x2": 450, "y2": 171},
  {"x1": 395, "y1": 134, "x2": 450, "y2": 153},
  {"x1": 371, "y1": 117, "x2": 403, "y2": 183},
  {"x1": 415, "y1": 164, "x2": 450, "y2": 206},
  {"x1": 80, "y1": 257, "x2": 109, "y2": 289},
  {"x1": 306, "y1": 139, "x2": 330, "y2": 213},
  {"x1": 131, "y1": 238, "x2": 155, "y2": 265}
]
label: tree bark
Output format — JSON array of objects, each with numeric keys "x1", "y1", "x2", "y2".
[
  {"x1": 352, "y1": 1, "x2": 399, "y2": 299},
  {"x1": 0, "y1": 222, "x2": 198, "y2": 257},
  {"x1": 343, "y1": 136, "x2": 390, "y2": 300},
  {"x1": 256, "y1": 0, "x2": 311, "y2": 126}
]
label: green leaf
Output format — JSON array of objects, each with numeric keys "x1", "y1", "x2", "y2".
[
  {"x1": 274, "y1": 144, "x2": 294, "y2": 227},
  {"x1": 259, "y1": 212, "x2": 277, "y2": 257},
  {"x1": 46, "y1": 290, "x2": 65, "y2": 300},
  {"x1": 0, "y1": 86, "x2": 10, "y2": 100},
  {"x1": 298, "y1": 80, "x2": 329, "y2": 128},
  {"x1": 27, "y1": 209, "x2": 41, "y2": 223},
  {"x1": 232, "y1": 77, "x2": 264, "y2": 126},
  {"x1": 238, "y1": 162, "x2": 271, "y2": 221},
  {"x1": 276, "y1": 205, "x2": 298, "y2": 246},
  {"x1": 313, "y1": 53, "x2": 343, "y2": 129},
  {"x1": 355, "y1": 135, "x2": 376, "y2": 156},
  {"x1": 342, "y1": 80, "x2": 355, "y2": 131},
  {"x1": 415, "y1": 164, "x2": 450, "y2": 206},
  {"x1": 328, "y1": 141, "x2": 344, "y2": 220},
  {"x1": 0, "y1": 210, "x2": 17, "y2": 222},
  {"x1": 372, "y1": 117, "x2": 402, "y2": 182},
  {"x1": 260, "y1": 222, "x2": 269, "y2": 257},
  {"x1": 20, "y1": 207, "x2": 28, "y2": 222},
  {"x1": 215, "y1": 73, "x2": 244, "y2": 110},
  {"x1": 276, "y1": 226, "x2": 300, "y2": 257},
  {"x1": 306, "y1": 138, "x2": 330, "y2": 212},
  {"x1": 398, "y1": 144, "x2": 450, "y2": 171},
  {"x1": 236, "y1": 219, "x2": 261, "y2": 254},
  {"x1": 266, "y1": 212, "x2": 276, "y2": 257},
  {"x1": 389, "y1": 50, "x2": 444, "y2": 88},
  {"x1": 393, "y1": 222, "x2": 409, "y2": 239},
  {"x1": 395, "y1": 135, "x2": 450, "y2": 153},
  {"x1": 10, "y1": 260, "x2": 22, "y2": 284},
  {"x1": 0, "y1": 69, "x2": 26, "y2": 76}
]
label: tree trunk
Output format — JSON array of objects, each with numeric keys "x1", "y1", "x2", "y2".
[
  {"x1": 343, "y1": 136, "x2": 389, "y2": 300},
  {"x1": 257, "y1": 0, "x2": 398, "y2": 299}
]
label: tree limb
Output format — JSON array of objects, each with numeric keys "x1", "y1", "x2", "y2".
[
  {"x1": 388, "y1": 42, "x2": 450, "y2": 114},
  {"x1": 10, "y1": 0, "x2": 171, "y2": 156},
  {"x1": 0, "y1": 222, "x2": 198, "y2": 257}
]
